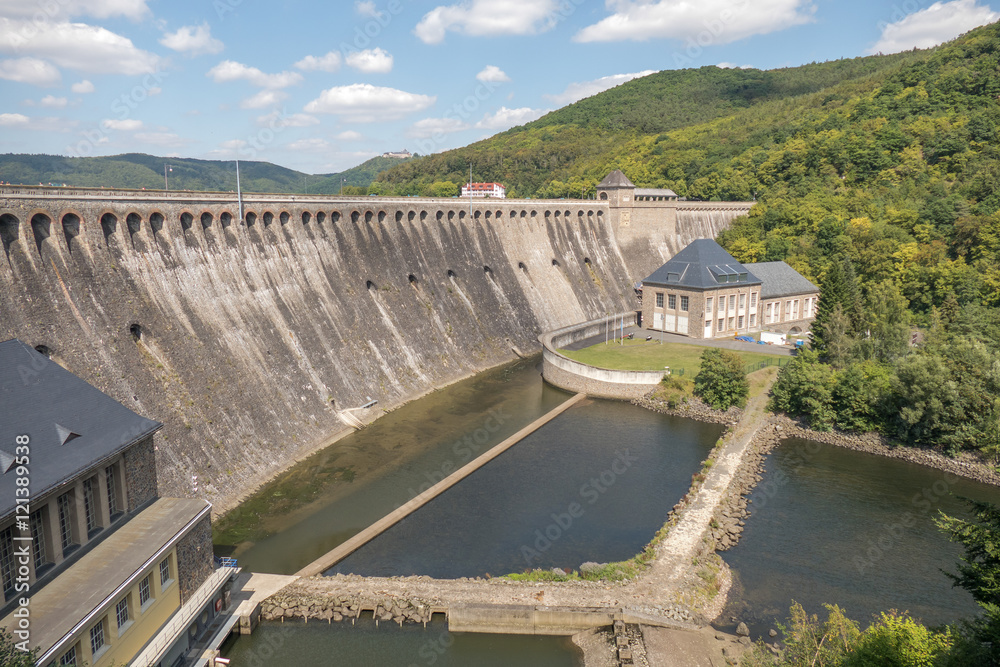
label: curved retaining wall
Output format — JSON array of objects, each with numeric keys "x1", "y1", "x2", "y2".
[{"x1": 540, "y1": 314, "x2": 664, "y2": 399}]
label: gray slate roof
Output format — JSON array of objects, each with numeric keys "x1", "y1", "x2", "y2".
[
  {"x1": 0, "y1": 339, "x2": 161, "y2": 519},
  {"x1": 643, "y1": 239, "x2": 761, "y2": 289},
  {"x1": 635, "y1": 187, "x2": 678, "y2": 198},
  {"x1": 744, "y1": 261, "x2": 819, "y2": 299},
  {"x1": 597, "y1": 169, "x2": 635, "y2": 189}
]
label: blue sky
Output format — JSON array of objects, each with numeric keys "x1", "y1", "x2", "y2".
[{"x1": 1, "y1": 0, "x2": 997, "y2": 175}]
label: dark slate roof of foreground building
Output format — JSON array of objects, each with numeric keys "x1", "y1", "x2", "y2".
[
  {"x1": 0, "y1": 339, "x2": 161, "y2": 518},
  {"x1": 643, "y1": 239, "x2": 761, "y2": 290},
  {"x1": 743, "y1": 261, "x2": 820, "y2": 299}
]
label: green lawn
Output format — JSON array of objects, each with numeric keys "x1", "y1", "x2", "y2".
[{"x1": 559, "y1": 339, "x2": 788, "y2": 376}]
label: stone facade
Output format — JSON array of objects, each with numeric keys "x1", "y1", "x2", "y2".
[
  {"x1": 757, "y1": 294, "x2": 818, "y2": 335},
  {"x1": 124, "y1": 435, "x2": 157, "y2": 512},
  {"x1": 641, "y1": 284, "x2": 761, "y2": 340},
  {"x1": 175, "y1": 515, "x2": 213, "y2": 605}
]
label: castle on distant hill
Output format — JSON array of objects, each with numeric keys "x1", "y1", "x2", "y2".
[{"x1": 381, "y1": 150, "x2": 412, "y2": 159}]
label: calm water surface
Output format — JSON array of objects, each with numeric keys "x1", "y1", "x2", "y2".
[
  {"x1": 721, "y1": 437, "x2": 1000, "y2": 635},
  {"x1": 328, "y1": 398, "x2": 723, "y2": 578},
  {"x1": 221, "y1": 619, "x2": 581, "y2": 667}
]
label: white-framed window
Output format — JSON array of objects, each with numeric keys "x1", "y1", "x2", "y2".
[
  {"x1": 89, "y1": 618, "x2": 106, "y2": 657},
  {"x1": 139, "y1": 575, "x2": 152, "y2": 607},
  {"x1": 750, "y1": 314, "x2": 756, "y2": 327},
  {"x1": 116, "y1": 596, "x2": 130, "y2": 630},
  {"x1": 766, "y1": 302, "x2": 773, "y2": 323},
  {"x1": 83, "y1": 477, "x2": 99, "y2": 534},
  {"x1": 0, "y1": 527, "x2": 14, "y2": 600},
  {"x1": 786, "y1": 300, "x2": 792, "y2": 318},
  {"x1": 668, "y1": 294, "x2": 677, "y2": 309},
  {"x1": 738, "y1": 315, "x2": 744, "y2": 328},
  {"x1": 739, "y1": 293, "x2": 746, "y2": 308},
  {"x1": 729, "y1": 295, "x2": 736, "y2": 310},
  {"x1": 655, "y1": 293, "x2": 663, "y2": 308},
  {"x1": 750, "y1": 292, "x2": 757, "y2": 307},
  {"x1": 728, "y1": 317, "x2": 735, "y2": 329},
  {"x1": 718, "y1": 318, "x2": 724, "y2": 332},
  {"x1": 106, "y1": 464, "x2": 119, "y2": 518},
  {"x1": 160, "y1": 557, "x2": 172, "y2": 588},
  {"x1": 706, "y1": 297, "x2": 713, "y2": 313},
  {"x1": 680, "y1": 296, "x2": 689, "y2": 311},
  {"x1": 59, "y1": 644, "x2": 77, "y2": 666}
]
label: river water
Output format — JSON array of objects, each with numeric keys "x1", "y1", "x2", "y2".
[
  {"x1": 218, "y1": 360, "x2": 1000, "y2": 661},
  {"x1": 720, "y1": 437, "x2": 1000, "y2": 635}
]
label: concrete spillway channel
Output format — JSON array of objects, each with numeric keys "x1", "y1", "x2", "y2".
[{"x1": 295, "y1": 392, "x2": 588, "y2": 578}]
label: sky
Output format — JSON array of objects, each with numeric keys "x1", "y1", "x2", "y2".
[{"x1": 0, "y1": 0, "x2": 998, "y2": 176}]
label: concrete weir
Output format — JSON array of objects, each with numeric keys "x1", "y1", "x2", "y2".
[{"x1": 296, "y1": 392, "x2": 587, "y2": 577}]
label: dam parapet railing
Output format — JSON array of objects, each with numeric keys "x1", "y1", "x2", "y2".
[{"x1": 539, "y1": 313, "x2": 665, "y2": 400}]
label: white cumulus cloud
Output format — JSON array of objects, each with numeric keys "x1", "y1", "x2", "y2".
[
  {"x1": 355, "y1": 0, "x2": 379, "y2": 17},
  {"x1": 476, "y1": 65, "x2": 510, "y2": 83},
  {"x1": 336, "y1": 130, "x2": 363, "y2": 141},
  {"x1": 287, "y1": 138, "x2": 331, "y2": 152},
  {"x1": 346, "y1": 47, "x2": 393, "y2": 73},
  {"x1": 574, "y1": 0, "x2": 815, "y2": 43},
  {"x1": 407, "y1": 116, "x2": 470, "y2": 138},
  {"x1": 869, "y1": 0, "x2": 998, "y2": 54},
  {"x1": 241, "y1": 90, "x2": 287, "y2": 109},
  {"x1": 294, "y1": 52, "x2": 342, "y2": 72},
  {"x1": 717, "y1": 62, "x2": 754, "y2": 69},
  {"x1": 0, "y1": 113, "x2": 29, "y2": 126},
  {"x1": 416, "y1": 0, "x2": 562, "y2": 44},
  {"x1": 304, "y1": 83, "x2": 435, "y2": 123},
  {"x1": 160, "y1": 23, "x2": 224, "y2": 56},
  {"x1": 71, "y1": 79, "x2": 95, "y2": 93},
  {"x1": 0, "y1": 57, "x2": 61, "y2": 85},
  {"x1": 39, "y1": 94, "x2": 67, "y2": 107},
  {"x1": 544, "y1": 70, "x2": 655, "y2": 105},
  {"x1": 0, "y1": 0, "x2": 150, "y2": 20},
  {"x1": 101, "y1": 118, "x2": 142, "y2": 131},
  {"x1": 0, "y1": 20, "x2": 160, "y2": 75},
  {"x1": 475, "y1": 106, "x2": 547, "y2": 130},
  {"x1": 207, "y1": 60, "x2": 302, "y2": 88}
]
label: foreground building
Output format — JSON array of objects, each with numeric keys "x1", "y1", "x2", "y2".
[
  {"x1": 0, "y1": 339, "x2": 237, "y2": 667},
  {"x1": 640, "y1": 239, "x2": 819, "y2": 339}
]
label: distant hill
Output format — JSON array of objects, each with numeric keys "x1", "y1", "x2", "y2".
[
  {"x1": 0, "y1": 152, "x2": 412, "y2": 194},
  {"x1": 375, "y1": 52, "x2": 929, "y2": 198}
]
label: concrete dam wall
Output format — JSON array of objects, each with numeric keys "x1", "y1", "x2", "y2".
[{"x1": 0, "y1": 187, "x2": 748, "y2": 512}]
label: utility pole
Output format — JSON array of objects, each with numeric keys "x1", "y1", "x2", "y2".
[{"x1": 164, "y1": 164, "x2": 173, "y2": 190}]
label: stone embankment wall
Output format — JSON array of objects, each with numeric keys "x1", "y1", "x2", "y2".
[
  {"x1": 539, "y1": 315, "x2": 666, "y2": 399},
  {"x1": 262, "y1": 589, "x2": 438, "y2": 626},
  {"x1": 0, "y1": 188, "x2": 748, "y2": 513}
]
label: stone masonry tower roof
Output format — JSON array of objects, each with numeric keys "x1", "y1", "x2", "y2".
[{"x1": 597, "y1": 169, "x2": 635, "y2": 189}]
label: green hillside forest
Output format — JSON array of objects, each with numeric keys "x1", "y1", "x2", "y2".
[
  {"x1": 381, "y1": 22, "x2": 1000, "y2": 463},
  {"x1": 0, "y1": 152, "x2": 411, "y2": 194}
]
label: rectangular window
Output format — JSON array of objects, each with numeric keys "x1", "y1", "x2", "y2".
[
  {"x1": 106, "y1": 464, "x2": 118, "y2": 518},
  {"x1": 30, "y1": 509, "x2": 46, "y2": 570},
  {"x1": 751, "y1": 292, "x2": 757, "y2": 308},
  {"x1": 59, "y1": 645, "x2": 77, "y2": 666},
  {"x1": 739, "y1": 293, "x2": 746, "y2": 308},
  {"x1": 718, "y1": 318, "x2": 724, "y2": 332},
  {"x1": 680, "y1": 296, "x2": 689, "y2": 311},
  {"x1": 728, "y1": 317, "x2": 735, "y2": 329},
  {"x1": 655, "y1": 293, "x2": 663, "y2": 308},
  {"x1": 750, "y1": 314, "x2": 756, "y2": 327},
  {"x1": 738, "y1": 315, "x2": 745, "y2": 328},
  {"x1": 116, "y1": 596, "x2": 130, "y2": 630},
  {"x1": 89, "y1": 618, "x2": 105, "y2": 657},
  {"x1": 0, "y1": 527, "x2": 13, "y2": 599},
  {"x1": 793, "y1": 300, "x2": 799, "y2": 318},
  {"x1": 705, "y1": 297, "x2": 713, "y2": 313},
  {"x1": 729, "y1": 295, "x2": 736, "y2": 310},
  {"x1": 668, "y1": 294, "x2": 677, "y2": 310},
  {"x1": 786, "y1": 300, "x2": 792, "y2": 318},
  {"x1": 83, "y1": 477, "x2": 99, "y2": 534},
  {"x1": 160, "y1": 558, "x2": 171, "y2": 587},
  {"x1": 139, "y1": 575, "x2": 151, "y2": 606},
  {"x1": 58, "y1": 492, "x2": 75, "y2": 551}
]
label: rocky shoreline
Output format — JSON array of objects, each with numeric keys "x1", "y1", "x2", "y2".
[{"x1": 261, "y1": 588, "x2": 441, "y2": 626}]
